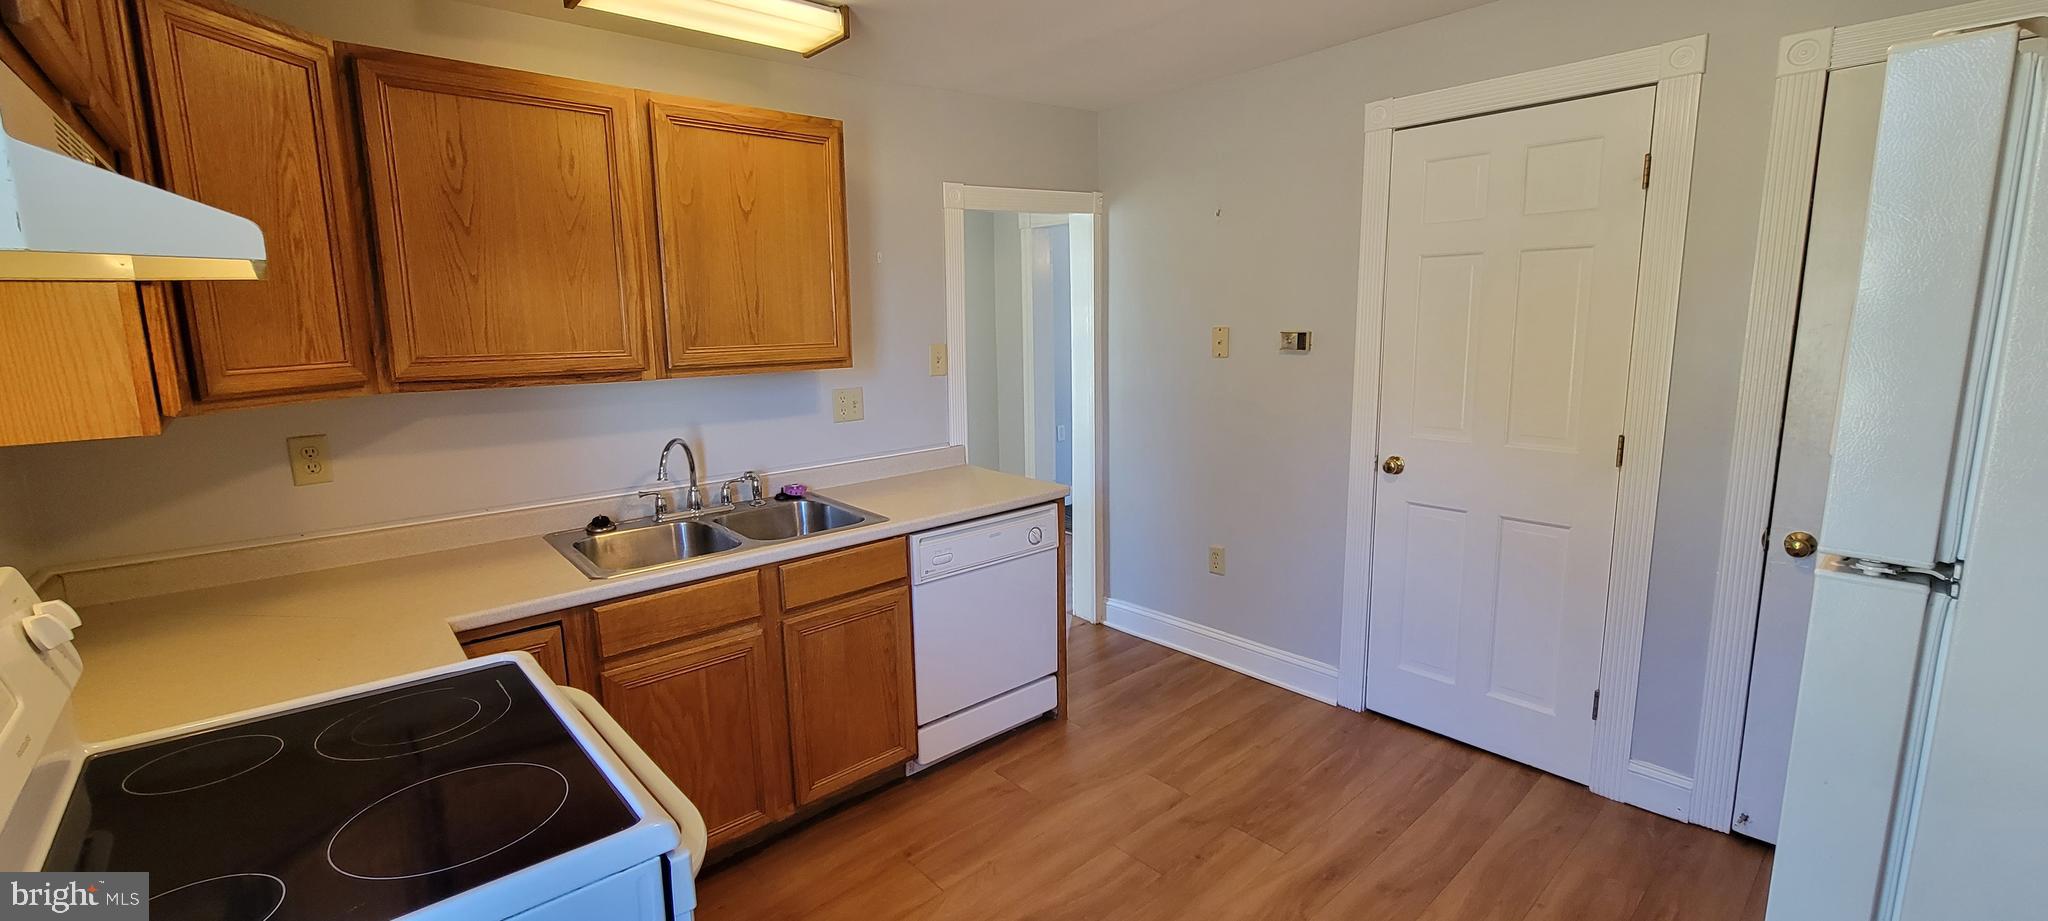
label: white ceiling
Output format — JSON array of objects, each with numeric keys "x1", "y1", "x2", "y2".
[{"x1": 467, "y1": 0, "x2": 1496, "y2": 111}]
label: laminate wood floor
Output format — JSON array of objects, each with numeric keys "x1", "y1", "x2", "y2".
[{"x1": 697, "y1": 620, "x2": 1774, "y2": 920}]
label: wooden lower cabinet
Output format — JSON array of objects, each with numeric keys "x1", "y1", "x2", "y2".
[
  {"x1": 599, "y1": 624, "x2": 794, "y2": 848},
  {"x1": 781, "y1": 586, "x2": 916, "y2": 806},
  {"x1": 460, "y1": 623, "x2": 572, "y2": 687}
]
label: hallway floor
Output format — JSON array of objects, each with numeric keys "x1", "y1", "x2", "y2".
[{"x1": 696, "y1": 620, "x2": 1774, "y2": 920}]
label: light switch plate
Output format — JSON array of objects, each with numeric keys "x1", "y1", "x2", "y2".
[
  {"x1": 1211, "y1": 326, "x2": 1230, "y2": 358},
  {"x1": 1208, "y1": 545, "x2": 1226, "y2": 576},
  {"x1": 286, "y1": 434, "x2": 333, "y2": 486},
  {"x1": 929, "y1": 344, "x2": 949, "y2": 376},
  {"x1": 833, "y1": 387, "x2": 865, "y2": 423}
]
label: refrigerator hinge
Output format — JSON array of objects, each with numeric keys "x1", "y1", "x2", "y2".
[
  {"x1": 1591, "y1": 689, "x2": 1601, "y2": 720},
  {"x1": 1640, "y1": 153, "x2": 1653, "y2": 190},
  {"x1": 1614, "y1": 434, "x2": 1626, "y2": 468}
]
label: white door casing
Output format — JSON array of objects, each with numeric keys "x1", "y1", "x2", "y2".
[
  {"x1": 1367, "y1": 87, "x2": 1654, "y2": 784},
  {"x1": 1729, "y1": 62, "x2": 1886, "y2": 844}
]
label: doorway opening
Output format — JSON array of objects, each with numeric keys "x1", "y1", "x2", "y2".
[{"x1": 943, "y1": 184, "x2": 1104, "y2": 623}]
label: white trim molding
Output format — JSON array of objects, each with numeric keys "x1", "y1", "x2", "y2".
[
  {"x1": 941, "y1": 182, "x2": 1109, "y2": 624},
  {"x1": 1624, "y1": 759, "x2": 1696, "y2": 822},
  {"x1": 1340, "y1": 36, "x2": 1707, "y2": 816},
  {"x1": 1692, "y1": 0, "x2": 2045, "y2": 836},
  {"x1": 1104, "y1": 599, "x2": 1341, "y2": 705}
]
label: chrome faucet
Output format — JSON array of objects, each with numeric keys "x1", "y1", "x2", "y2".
[
  {"x1": 721, "y1": 471, "x2": 764, "y2": 508},
  {"x1": 640, "y1": 437, "x2": 703, "y2": 521}
]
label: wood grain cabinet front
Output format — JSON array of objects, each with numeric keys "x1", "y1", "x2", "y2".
[
  {"x1": 648, "y1": 96, "x2": 851, "y2": 376},
  {"x1": 136, "y1": 0, "x2": 377, "y2": 405},
  {"x1": 0, "y1": 0, "x2": 142, "y2": 154},
  {"x1": 599, "y1": 624, "x2": 795, "y2": 849},
  {"x1": 460, "y1": 622, "x2": 572, "y2": 687},
  {"x1": 780, "y1": 585, "x2": 916, "y2": 806},
  {"x1": 351, "y1": 48, "x2": 658, "y2": 386}
]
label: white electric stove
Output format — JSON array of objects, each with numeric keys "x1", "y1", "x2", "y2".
[{"x1": 0, "y1": 567, "x2": 708, "y2": 920}]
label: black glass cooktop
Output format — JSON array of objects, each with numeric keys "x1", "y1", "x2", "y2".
[{"x1": 43, "y1": 663, "x2": 638, "y2": 920}]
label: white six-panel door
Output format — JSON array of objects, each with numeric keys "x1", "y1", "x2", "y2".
[{"x1": 1367, "y1": 87, "x2": 1654, "y2": 782}]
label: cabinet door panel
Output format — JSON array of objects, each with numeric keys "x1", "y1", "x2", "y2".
[
  {"x1": 1, "y1": 0, "x2": 137, "y2": 152},
  {"x1": 139, "y1": 0, "x2": 374, "y2": 401},
  {"x1": 354, "y1": 50, "x2": 655, "y2": 384},
  {"x1": 650, "y1": 97, "x2": 850, "y2": 374},
  {"x1": 462, "y1": 623, "x2": 571, "y2": 687},
  {"x1": 782, "y1": 587, "x2": 914, "y2": 805},
  {"x1": 600, "y1": 625, "x2": 793, "y2": 848},
  {"x1": 0, "y1": 282, "x2": 160, "y2": 446}
]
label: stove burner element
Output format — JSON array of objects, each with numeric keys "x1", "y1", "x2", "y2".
[
  {"x1": 313, "y1": 681, "x2": 511, "y2": 761},
  {"x1": 327, "y1": 762, "x2": 569, "y2": 880},
  {"x1": 149, "y1": 873, "x2": 285, "y2": 921},
  {"x1": 119, "y1": 735, "x2": 284, "y2": 796}
]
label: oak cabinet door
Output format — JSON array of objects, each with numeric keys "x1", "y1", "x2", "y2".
[
  {"x1": 462, "y1": 623, "x2": 572, "y2": 687},
  {"x1": 138, "y1": 0, "x2": 375, "y2": 403},
  {"x1": 1, "y1": 0, "x2": 139, "y2": 152},
  {"x1": 0, "y1": 282, "x2": 161, "y2": 446},
  {"x1": 352, "y1": 49, "x2": 656, "y2": 385},
  {"x1": 599, "y1": 625, "x2": 794, "y2": 848},
  {"x1": 781, "y1": 587, "x2": 915, "y2": 805},
  {"x1": 649, "y1": 96, "x2": 851, "y2": 375}
]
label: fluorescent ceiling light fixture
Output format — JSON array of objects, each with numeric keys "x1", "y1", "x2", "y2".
[{"x1": 568, "y1": 0, "x2": 850, "y2": 57}]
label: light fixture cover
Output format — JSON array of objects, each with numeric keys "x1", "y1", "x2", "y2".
[{"x1": 572, "y1": 0, "x2": 849, "y2": 56}]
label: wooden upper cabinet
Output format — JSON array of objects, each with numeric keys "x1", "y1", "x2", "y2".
[
  {"x1": 1, "y1": 0, "x2": 141, "y2": 154},
  {"x1": 648, "y1": 96, "x2": 851, "y2": 375},
  {"x1": 137, "y1": 0, "x2": 376, "y2": 403},
  {"x1": 352, "y1": 49, "x2": 658, "y2": 385},
  {"x1": 0, "y1": 282, "x2": 162, "y2": 446}
]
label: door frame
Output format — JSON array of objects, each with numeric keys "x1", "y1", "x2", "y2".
[
  {"x1": 943, "y1": 183, "x2": 1107, "y2": 623},
  {"x1": 1338, "y1": 35, "x2": 1706, "y2": 812},
  {"x1": 1693, "y1": 0, "x2": 2048, "y2": 835}
]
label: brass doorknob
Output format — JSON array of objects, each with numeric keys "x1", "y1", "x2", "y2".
[
  {"x1": 1784, "y1": 531, "x2": 1817, "y2": 558},
  {"x1": 1382, "y1": 455, "x2": 1405, "y2": 475}
]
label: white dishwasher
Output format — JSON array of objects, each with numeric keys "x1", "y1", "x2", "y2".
[{"x1": 909, "y1": 504, "x2": 1062, "y2": 770}]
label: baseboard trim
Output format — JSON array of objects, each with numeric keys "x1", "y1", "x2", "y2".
[
  {"x1": 1103, "y1": 599, "x2": 1339, "y2": 705},
  {"x1": 1621, "y1": 758, "x2": 1694, "y2": 822}
]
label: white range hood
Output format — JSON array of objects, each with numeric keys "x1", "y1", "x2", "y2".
[{"x1": 0, "y1": 125, "x2": 266, "y2": 282}]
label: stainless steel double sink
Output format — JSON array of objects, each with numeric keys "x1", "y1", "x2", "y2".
[{"x1": 544, "y1": 495, "x2": 885, "y2": 579}]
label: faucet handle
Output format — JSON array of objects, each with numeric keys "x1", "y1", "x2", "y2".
[
  {"x1": 637, "y1": 486, "x2": 673, "y2": 520},
  {"x1": 743, "y1": 471, "x2": 764, "y2": 501}
]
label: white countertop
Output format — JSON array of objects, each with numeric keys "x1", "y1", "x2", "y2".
[{"x1": 70, "y1": 464, "x2": 1066, "y2": 742}]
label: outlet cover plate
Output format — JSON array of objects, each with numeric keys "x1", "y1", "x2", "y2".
[
  {"x1": 833, "y1": 387, "x2": 865, "y2": 423},
  {"x1": 1211, "y1": 326, "x2": 1230, "y2": 358},
  {"x1": 286, "y1": 434, "x2": 333, "y2": 486},
  {"x1": 929, "y1": 344, "x2": 948, "y2": 376},
  {"x1": 1208, "y1": 545, "x2": 1226, "y2": 575}
]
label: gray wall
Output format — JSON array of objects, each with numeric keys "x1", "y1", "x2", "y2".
[
  {"x1": 0, "y1": 0, "x2": 1096, "y2": 568},
  {"x1": 1097, "y1": 0, "x2": 1947, "y2": 778}
]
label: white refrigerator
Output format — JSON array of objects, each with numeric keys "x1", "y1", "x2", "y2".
[{"x1": 1768, "y1": 23, "x2": 2048, "y2": 921}]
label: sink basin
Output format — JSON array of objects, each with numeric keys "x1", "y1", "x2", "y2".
[
  {"x1": 549, "y1": 519, "x2": 742, "y2": 579},
  {"x1": 545, "y1": 493, "x2": 885, "y2": 579},
  {"x1": 714, "y1": 498, "x2": 869, "y2": 542}
]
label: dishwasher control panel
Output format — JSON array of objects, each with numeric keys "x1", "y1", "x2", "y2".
[{"x1": 913, "y1": 504, "x2": 1061, "y2": 583}]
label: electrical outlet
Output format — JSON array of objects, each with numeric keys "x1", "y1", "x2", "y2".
[
  {"x1": 1208, "y1": 545, "x2": 1226, "y2": 576},
  {"x1": 833, "y1": 387, "x2": 865, "y2": 423},
  {"x1": 929, "y1": 343, "x2": 949, "y2": 376},
  {"x1": 286, "y1": 434, "x2": 333, "y2": 486},
  {"x1": 1211, "y1": 326, "x2": 1230, "y2": 358}
]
